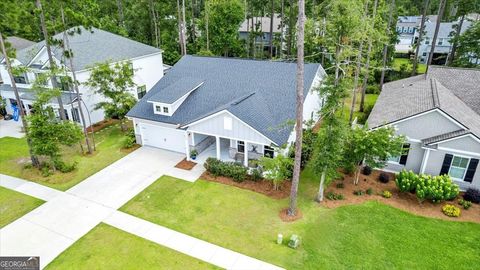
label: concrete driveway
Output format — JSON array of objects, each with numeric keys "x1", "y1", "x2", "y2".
[
  {"x1": 0, "y1": 147, "x2": 185, "y2": 268},
  {"x1": 0, "y1": 118, "x2": 24, "y2": 138}
]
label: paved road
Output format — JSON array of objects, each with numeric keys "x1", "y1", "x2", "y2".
[{"x1": 0, "y1": 147, "x2": 283, "y2": 270}]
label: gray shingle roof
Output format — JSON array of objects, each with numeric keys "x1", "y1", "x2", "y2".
[
  {"x1": 0, "y1": 84, "x2": 78, "y2": 105},
  {"x1": 127, "y1": 55, "x2": 323, "y2": 145},
  {"x1": 6, "y1": 36, "x2": 35, "y2": 50},
  {"x1": 422, "y1": 129, "x2": 470, "y2": 145},
  {"x1": 367, "y1": 66, "x2": 480, "y2": 141},
  {"x1": 148, "y1": 76, "x2": 204, "y2": 103},
  {"x1": 14, "y1": 27, "x2": 161, "y2": 71}
]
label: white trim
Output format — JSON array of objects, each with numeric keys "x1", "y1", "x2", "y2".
[
  {"x1": 190, "y1": 130, "x2": 273, "y2": 150},
  {"x1": 370, "y1": 108, "x2": 467, "y2": 131},
  {"x1": 437, "y1": 147, "x2": 480, "y2": 158},
  {"x1": 420, "y1": 148, "x2": 431, "y2": 174},
  {"x1": 75, "y1": 51, "x2": 163, "y2": 73},
  {"x1": 26, "y1": 46, "x2": 47, "y2": 67},
  {"x1": 448, "y1": 155, "x2": 470, "y2": 181},
  {"x1": 432, "y1": 133, "x2": 480, "y2": 146},
  {"x1": 182, "y1": 110, "x2": 278, "y2": 146}
]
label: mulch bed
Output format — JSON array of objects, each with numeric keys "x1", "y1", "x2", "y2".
[
  {"x1": 86, "y1": 119, "x2": 120, "y2": 133},
  {"x1": 175, "y1": 158, "x2": 197, "y2": 170},
  {"x1": 279, "y1": 208, "x2": 303, "y2": 222},
  {"x1": 322, "y1": 170, "x2": 480, "y2": 223},
  {"x1": 201, "y1": 171, "x2": 291, "y2": 199}
]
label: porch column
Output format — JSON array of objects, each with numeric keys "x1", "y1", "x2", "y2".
[
  {"x1": 420, "y1": 148, "x2": 431, "y2": 174},
  {"x1": 244, "y1": 141, "x2": 249, "y2": 167},
  {"x1": 185, "y1": 132, "x2": 191, "y2": 161},
  {"x1": 216, "y1": 136, "x2": 220, "y2": 160}
]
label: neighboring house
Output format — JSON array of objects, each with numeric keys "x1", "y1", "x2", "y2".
[
  {"x1": 0, "y1": 27, "x2": 164, "y2": 124},
  {"x1": 239, "y1": 14, "x2": 282, "y2": 56},
  {"x1": 0, "y1": 36, "x2": 35, "y2": 84},
  {"x1": 415, "y1": 20, "x2": 472, "y2": 64},
  {"x1": 368, "y1": 66, "x2": 480, "y2": 191},
  {"x1": 395, "y1": 15, "x2": 437, "y2": 53},
  {"x1": 127, "y1": 55, "x2": 325, "y2": 166}
]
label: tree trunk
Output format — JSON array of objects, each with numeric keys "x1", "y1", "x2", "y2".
[
  {"x1": 181, "y1": 0, "x2": 188, "y2": 55},
  {"x1": 359, "y1": 0, "x2": 379, "y2": 112},
  {"x1": 412, "y1": 0, "x2": 429, "y2": 76},
  {"x1": 177, "y1": 0, "x2": 185, "y2": 55},
  {"x1": 269, "y1": 0, "x2": 274, "y2": 58},
  {"x1": 205, "y1": 0, "x2": 209, "y2": 51},
  {"x1": 447, "y1": 14, "x2": 464, "y2": 65},
  {"x1": 35, "y1": 0, "x2": 67, "y2": 121},
  {"x1": 316, "y1": 169, "x2": 326, "y2": 202},
  {"x1": 348, "y1": 0, "x2": 369, "y2": 124},
  {"x1": 0, "y1": 33, "x2": 39, "y2": 167},
  {"x1": 379, "y1": 0, "x2": 395, "y2": 90},
  {"x1": 117, "y1": 0, "x2": 125, "y2": 27},
  {"x1": 149, "y1": 0, "x2": 160, "y2": 48},
  {"x1": 354, "y1": 165, "x2": 361, "y2": 185},
  {"x1": 61, "y1": 8, "x2": 93, "y2": 154},
  {"x1": 280, "y1": 0, "x2": 285, "y2": 59},
  {"x1": 426, "y1": 0, "x2": 446, "y2": 74},
  {"x1": 288, "y1": 0, "x2": 305, "y2": 217},
  {"x1": 287, "y1": 0, "x2": 294, "y2": 58}
]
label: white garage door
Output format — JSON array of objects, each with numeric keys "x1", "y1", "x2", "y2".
[{"x1": 140, "y1": 123, "x2": 186, "y2": 153}]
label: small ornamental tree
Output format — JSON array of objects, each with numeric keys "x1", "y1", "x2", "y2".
[
  {"x1": 28, "y1": 73, "x2": 83, "y2": 171},
  {"x1": 343, "y1": 125, "x2": 406, "y2": 185},
  {"x1": 86, "y1": 61, "x2": 136, "y2": 130},
  {"x1": 259, "y1": 153, "x2": 293, "y2": 190}
]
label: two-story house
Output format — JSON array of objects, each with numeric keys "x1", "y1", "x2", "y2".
[
  {"x1": 239, "y1": 14, "x2": 282, "y2": 57},
  {"x1": 0, "y1": 27, "x2": 164, "y2": 125}
]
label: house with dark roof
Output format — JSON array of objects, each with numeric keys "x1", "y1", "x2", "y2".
[
  {"x1": 368, "y1": 66, "x2": 480, "y2": 190},
  {"x1": 127, "y1": 55, "x2": 325, "y2": 166},
  {"x1": 0, "y1": 27, "x2": 164, "y2": 124},
  {"x1": 0, "y1": 36, "x2": 35, "y2": 84},
  {"x1": 239, "y1": 14, "x2": 283, "y2": 57}
]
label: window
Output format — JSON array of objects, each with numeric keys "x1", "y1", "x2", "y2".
[
  {"x1": 422, "y1": 52, "x2": 427, "y2": 56},
  {"x1": 264, "y1": 145, "x2": 274, "y2": 158},
  {"x1": 449, "y1": 156, "x2": 470, "y2": 180},
  {"x1": 155, "y1": 105, "x2": 162, "y2": 112},
  {"x1": 388, "y1": 155, "x2": 401, "y2": 163},
  {"x1": 388, "y1": 144, "x2": 410, "y2": 165},
  {"x1": 137, "y1": 85, "x2": 146, "y2": 99},
  {"x1": 237, "y1": 141, "x2": 245, "y2": 153},
  {"x1": 224, "y1": 116, "x2": 232, "y2": 130},
  {"x1": 56, "y1": 76, "x2": 72, "y2": 91},
  {"x1": 438, "y1": 38, "x2": 444, "y2": 46},
  {"x1": 71, "y1": 108, "x2": 80, "y2": 123},
  {"x1": 425, "y1": 37, "x2": 430, "y2": 45},
  {"x1": 163, "y1": 106, "x2": 169, "y2": 114},
  {"x1": 13, "y1": 73, "x2": 28, "y2": 84}
]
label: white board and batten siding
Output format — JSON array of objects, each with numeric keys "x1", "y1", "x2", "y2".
[{"x1": 186, "y1": 111, "x2": 274, "y2": 146}]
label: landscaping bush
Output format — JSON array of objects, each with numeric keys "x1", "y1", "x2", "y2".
[
  {"x1": 366, "y1": 188, "x2": 373, "y2": 195},
  {"x1": 327, "y1": 192, "x2": 344, "y2": 200},
  {"x1": 336, "y1": 182, "x2": 344, "y2": 189},
  {"x1": 379, "y1": 172, "x2": 390, "y2": 183},
  {"x1": 353, "y1": 190, "x2": 365, "y2": 196},
  {"x1": 382, "y1": 190, "x2": 392, "y2": 198},
  {"x1": 415, "y1": 174, "x2": 459, "y2": 203},
  {"x1": 442, "y1": 204, "x2": 461, "y2": 217},
  {"x1": 53, "y1": 159, "x2": 77, "y2": 173},
  {"x1": 122, "y1": 129, "x2": 137, "y2": 148},
  {"x1": 458, "y1": 199, "x2": 472, "y2": 210},
  {"x1": 204, "y1": 157, "x2": 248, "y2": 182},
  {"x1": 396, "y1": 170, "x2": 420, "y2": 192},
  {"x1": 463, "y1": 188, "x2": 480, "y2": 204},
  {"x1": 362, "y1": 166, "x2": 372, "y2": 176},
  {"x1": 366, "y1": 84, "x2": 380, "y2": 94},
  {"x1": 250, "y1": 168, "x2": 263, "y2": 182}
]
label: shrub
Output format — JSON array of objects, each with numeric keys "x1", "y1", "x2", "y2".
[
  {"x1": 53, "y1": 159, "x2": 77, "y2": 173},
  {"x1": 336, "y1": 182, "x2": 344, "y2": 189},
  {"x1": 379, "y1": 172, "x2": 390, "y2": 183},
  {"x1": 382, "y1": 190, "x2": 392, "y2": 198},
  {"x1": 458, "y1": 199, "x2": 472, "y2": 210},
  {"x1": 122, "y1": 129, "x2": 137, "y2": 148},
  {"x1": 366, "y1": 84, "x2": 380, "y2": 94},
  {"x1": 327, "y1": 192, "x2": 344, "y2": 200},
  {"x1": 415, "y1": 174, "x2": 460, "y2": 203},
  {"x1": 442, "y1": 204, "x2": 461, "y2": 217},
  {"x1": 362, "y1": 166, "x2": 372, "y2": 176},
  {"x1": 353, "y1": 190, "x2": 365, "y2": 196},
  {"x1": 250, "y1": 168, "x2": 263, "y2": 182},
  {"x1": 41, "y1": 166, "x2": 52, "y2": 177},
  {"x1": 463, "y1": 188, "x2": 480, "y2": 204},
  {"x1": 204, "y1": 157, "x2": 248, "y2": 182},
  {"x1": 366, "y1": 188, "x2": 373, "y2": 195},
  {"x1": 396, "y1": 170, "x2": 420, "y2": 192}
]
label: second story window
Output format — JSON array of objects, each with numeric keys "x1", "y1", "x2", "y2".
[
  {"x1": 13, "y1": 73, "x2": 29, "y2": 84},
  {"x1": 137, "y1": 85, "x2": 146, "y2": 99},
  {"x1": 163, "y1": 106, "x2": 169, "y2": 114},
  {"x1": 425, "y1": 37, "x2": 430, "y2": 45},
  {"x1": 438, "y1": 38, "x2": 444, "y2": 46}
]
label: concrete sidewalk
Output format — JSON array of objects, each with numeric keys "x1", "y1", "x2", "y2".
[{"x1": 0, "y1": 147, "x2": 282, "y2": 270}]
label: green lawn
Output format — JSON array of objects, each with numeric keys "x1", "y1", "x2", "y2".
[
  {"x1": 393, "y1": 57, "x2": 427, "y2": 74},
  {"x1": 45, "y1": 223, "x2": 219, "y2": 270},
  {"x1": 121, "y1": 170, "x2": 480, "y2": 269},
  {"x1": 340, "y1": 93, "x2": 378, "y2": 123},
  {"x1": 0, "y1": 123, "x2": 135, "y2": 191},
  {"x1": 0, "y1": 186, "x2": 44, "y2": 228}
]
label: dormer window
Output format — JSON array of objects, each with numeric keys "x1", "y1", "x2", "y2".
[
  {"x1": 153, "y1": 103, "x2": 172, "y2": 116},
  {"x1": 155, "y1": 105, "x2": 162, "y2": 112},
  {"x1": 163, "y1": 107, "x2": 169, "y2": 114}
]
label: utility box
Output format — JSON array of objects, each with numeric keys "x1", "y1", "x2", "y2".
[
  {"x1": 288, "y1": 234, "x2": 300, "y2": 249},
  {"x1": 277, "y1": 234, "x2": 283, "y2": 244}
]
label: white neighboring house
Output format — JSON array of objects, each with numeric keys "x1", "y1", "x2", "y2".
[
  {"x1": 127, "y1": 55, "x2": 326, "y2": 166},
  {"x1": 0, "y1": 27, "x2": 164, "y2": 125}
]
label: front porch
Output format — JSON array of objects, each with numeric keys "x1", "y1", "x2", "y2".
[{"x1": 187, "y1": 131, "x2": 274, "y2": 167}]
